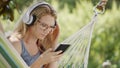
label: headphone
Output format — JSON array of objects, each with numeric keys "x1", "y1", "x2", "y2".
[{"x1": 22, "y1": 2, "x2": 54, "y2": 26}]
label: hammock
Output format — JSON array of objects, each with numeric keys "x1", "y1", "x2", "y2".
[
  {"x1": 58, "y1": 1, "x2": 107, "y2": 68},
  {"x1": 0, "y1": 32, "x2": 29, "y2": 68}
]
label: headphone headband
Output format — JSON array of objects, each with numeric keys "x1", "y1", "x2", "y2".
[{"x1": 22, "y1": 2, "x2": 51, "y2": 25}]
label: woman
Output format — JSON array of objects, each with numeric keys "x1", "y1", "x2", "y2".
[{"x1": 9, "y1": 2, "x2": 62, "y2": 68}]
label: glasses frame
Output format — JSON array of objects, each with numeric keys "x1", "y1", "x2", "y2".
[{"x1": 37, "y1": 19, "x2": 56, "y2": 31}]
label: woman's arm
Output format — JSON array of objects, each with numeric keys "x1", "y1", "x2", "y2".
[
  {"x1": 30, "y1": 57, "x2": 43, "y2": 68},
  {"x1": 47, "y1": 62, "x2": 58, "y2": 68},
  {"x1": 31, "y1": 48, "x2": 62, "y2": 68}
]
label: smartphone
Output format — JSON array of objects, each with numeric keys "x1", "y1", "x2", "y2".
[{"x1": 55, "y1": 44, "x2": 70, "y2": 54}]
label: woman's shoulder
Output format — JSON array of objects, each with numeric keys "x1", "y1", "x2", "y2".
[{"x1": 8, "y1": 36, "x2": 22, "y2": 54}]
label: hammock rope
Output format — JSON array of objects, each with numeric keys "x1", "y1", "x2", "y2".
[{"x1": 58, "y1": 0, "x2": 108, "y2": 68}]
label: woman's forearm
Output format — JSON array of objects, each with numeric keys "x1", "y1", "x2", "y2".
[
  {"x1": 30, "y1": 57, "x2": 43, "y2": 68},
  {"x1": 47, "y1": 62, "x2": 58, "y2": 68}
]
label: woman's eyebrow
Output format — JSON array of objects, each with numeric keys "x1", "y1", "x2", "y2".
[{"x1": 38, "y1": 19, "x2": 55, "y2": 26}]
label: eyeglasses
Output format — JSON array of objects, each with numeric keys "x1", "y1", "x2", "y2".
[{"x1": 37, "y1": 20, "x2": 56, "y2": 31}]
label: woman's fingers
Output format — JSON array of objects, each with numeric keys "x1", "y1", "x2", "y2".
[
  {"x1": 52, "y1": 54, "x2": 63, "y2": 62},
  {"x1": 40, "y1": 48, "x2": 53, "y2": 57},
  {"x1": 44, "y1": 48, "x2": 63, "y2": 55},
  {"x1": 44, "y1": 48, "x2": 53, "y2": 53},
  {"x1": 53, "y1": 50, "x2": 63, "y2": 55},
  {"x1": 39, "y1": 50, "x2": 63, "y2": 64}
]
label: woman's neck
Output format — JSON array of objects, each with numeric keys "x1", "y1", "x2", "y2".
[
  {"x1": 23, "y1": 30, "x2": 37, "y2": 45},
  {"x1": 22, "y1": 30, "x2": 40, "y2": 56}
]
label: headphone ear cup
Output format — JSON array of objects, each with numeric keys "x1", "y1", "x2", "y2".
[
  {"x1": 22, "y1": 13, "x2": 29, "y2": 24},
  {"x1": 22, "y1": 14, "x2": 33, "y2": 25},
  {"x1": 26, "y1": 15, "x2": 37, "y2": 26}
]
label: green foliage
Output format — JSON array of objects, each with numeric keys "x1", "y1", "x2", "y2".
[
  {"x1": 89, "y1": 2, "x2": 120, "y2": 68},
  {"x1": 45, "y1": 0, "x2": 120, "y2": 12},
  {"x1": 57, "y1": 1, "x2": 93, "y2": 42},
  {"x1": 0, "y1": 0, "x2": 33, "y2": 21},
  {"x1": 1, "y1": 0, "x2": 120, "y2": 21}
]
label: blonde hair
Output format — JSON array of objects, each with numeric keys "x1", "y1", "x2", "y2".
[{"x1": 11, "y1": 2, "x2": 59, "y2": 51}]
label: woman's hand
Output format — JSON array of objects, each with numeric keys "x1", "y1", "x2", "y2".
[
  {"x1": 31, "y1": 48, "x2": 63, "y2": 68},
  {"x1": 39, "y1": 48, "x2": 63, "y2": 65}
]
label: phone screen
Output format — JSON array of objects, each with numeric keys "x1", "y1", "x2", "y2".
[{"x1": 55, "y1": 44, "x2": 70, "y2": 54}]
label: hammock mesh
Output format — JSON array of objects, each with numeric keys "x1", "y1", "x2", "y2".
[{"x1": 58, "y1": 14, "x2": 98, "y2": 68}]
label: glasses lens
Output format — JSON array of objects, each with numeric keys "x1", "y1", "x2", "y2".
[{"x1": 38, "y1": 20, "x2": 56, "y2": 30}]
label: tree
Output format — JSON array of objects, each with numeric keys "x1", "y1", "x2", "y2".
[{"x1": 0, "y1": 0, "x2": 33, "y2": 21}]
